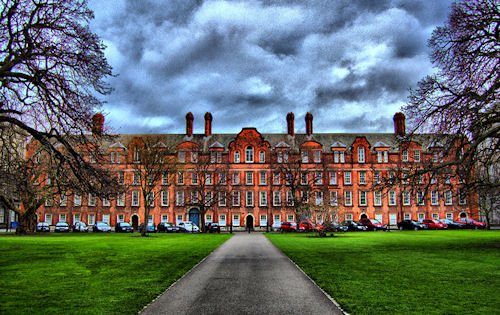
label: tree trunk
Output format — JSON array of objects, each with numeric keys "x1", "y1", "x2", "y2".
[
  {"x1": 141, "y1": 206, "x2": 149, "y2": 237},
  {"x1": 16, "y1": 209, "x2": 37, "y2": 235}
]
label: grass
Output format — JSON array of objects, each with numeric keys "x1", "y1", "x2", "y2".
[
  {"x1": 0, "y1": 233, "x2": 230, "y2": 315},
  {"x1": 267, "y1": 230, "x2": 500, "y2": 315}
]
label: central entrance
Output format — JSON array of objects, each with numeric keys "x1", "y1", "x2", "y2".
[
  {"x1": 189, "y1": 208, "x2": 200, "y2": 227},
  {"x1": 245, "y1": 214, "x2": 254, "y2": 231},
  {"x1": 131, "y1": 214, "x2": 139, "y2": 230}
]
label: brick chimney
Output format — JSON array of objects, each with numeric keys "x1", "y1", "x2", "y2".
[
  {"x1": 186, "y1": 112, "x2": 194, "y2": 137},
  {"x1": 91, "y1": 113, "x2": 104, "y2": 136},
  {"x1": 305, "y1": 112, "x2": 313, "y2": 136},
  {"x1": 286, "y1": 112, "x2": 295, "y2": 136},
  {"x1": 393, "y1": 112, "x2": 406, "y2": 136},
  {"x1": 204, "y1": 112, "x2": 213, "y2": 137}
]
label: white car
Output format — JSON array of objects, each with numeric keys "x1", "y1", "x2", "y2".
[
  {"x1": 272, "y1": 221, "x2": 281, "y2": 231},
  {"x1": 73, "y1": 221, "x2": 89, "y2": 232},
  {"x1": 178, "y1": 221, "x2": 200, "y2": 233}
]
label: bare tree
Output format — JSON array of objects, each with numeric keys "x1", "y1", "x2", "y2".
[
  {"x1": 129, "y1": 137, "x2": 176, "y2": 237},
  {"x1": 184, "y1": 151, "x2": 231, "y2": 232}
]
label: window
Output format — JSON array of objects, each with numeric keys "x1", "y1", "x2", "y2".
[
  {"x1": 219, "y1": 214, "x2": 227, "y2": 226},
  {"x1": 344, "y1": 171, "x2": 352, "y2": 185},
  {"x1": 274, "y1": 214, "x2": 281, "y2": 224},
  {"x1": 102, "y1": 197, "x2": 110, "y2": 207},
  {"x1": 259, "y1": 151, "x2": 265, "y2": 163},
  {"x1": 88, "y1": 214, "x2": 95, "y2": 225},
  {"x1": 300, "y1": 191, "x2": 309, "y2": 203},
  {"x1": 273, "y1": 191, "x2": 281, "y2": 206},
  {"x1": 315, "y1": 191, "x2": 323, "y2": 206},
  {"x1": 117, "y1": 193, "x2": 125, "y2": 207},
  {"x1": 234, "y1": 151, "x2": 240, "y2": 163},
  {"x1": 359, "y1": 191, "x2": 367, "y2": 206},
  {"x1": 286, "y1": 191, "x2": 294, "y2": 206},
  {"x1": 329, "y1": 171, "x2": 337, "y2": 185},
  {"x1": 273, "y1": 172, "x2": 280, "y2": 185},
  {"x1": 232, "y1": 191, "x2": 240, "y2": 206},
  {"x1": 259, "y1": 171, "x2": 267, "y2": 185},
  {"x1": 162, "y1": 172, "x2": 169, "y2": 185},
  {"x1": 205, "y1": 191, "x2": 213, "y2": 205},
  {"x1": 45, "y1": 214, "x2": 52, "y2": 224},
  {"x1": 210, "y1": 151, "x2": 222, "y2": 163},
  {"x1": 59, "y1": 214, "x2": 66, "y2": 223},
  {"x1": 404, "y1": 213, "x2": 411, "y2": 220},
  {"x1": 60, "y1": 194, "x2": 67, "y2": 206},
  {"x1": 374, "y1": 191, "x2": 382, "y2": 206},
  {"x1": 344, "y1": 191, "x2": 352, "y2": 206},
  {"x1": 191, "y1": 172, "x2": 198, "y2": 185},
  {"x1": 219, "y1": 172, "x2": 227, "y2": 185},
  {"x1": 206, "y1": 214, "x2": 212, "y2": 223},
  {"x1": 102, "y1": 214, "x2": 110, "y2": 224},
  {"x1": 246, "y1": 191, "x2": 254, "y2": 206},
  {"x1": 459, "y1": 190, "x2": 467, "y2": 205},
  {"x1": 118, "y1": 171, "x2": 125, "y2": 185},
  {"x1": 287, "y1": 214, "x2": 294, "y2": 222},
  {"x1": 418, "y1": 213, "x2": 425, "y2": 222},
  {"x1": 133, "y1": 147, "x2": 140, "y2": 162},
  {"x1": 345, "y1": 213, "x2": 353, "y2": 221},
  {"x1": 259, "y1": 191, "x2": 267, "y2": 206},
  {"x1": 131, "y1": 191, "x2": 139, "y2": 206},
  {"x1": 88, "y1": 193, "x2": 96, "y2": 206},
  {"x1": 277, "y1": 152, "x2": 283, "y2": 163},
  {"x1": 301, "y1": 151, "x2": 308, "y2": 163},
  {"x1": 446, "y1": 213, "x2": 453, "y2": 220},
  {"x1": 377, "y1": 151, "x2": 383, "y2": 163},
  {"x1": 245, "y1": 146, "x2": 254, "y2": 163},
  {"x1": 383, "y1": 151, "x2": 388, "y2": 163},
  {"x1": 232, "y1": 172, "x2": 240, "y2": 185},
  {"x1": 74, "y1": 193, "x2": 82, "y2": 206},
  {"x1": 432, "y1": 213, "x2": 439, "y2": 220},
  {"x1": 246, "y1": 171, "x2": 253, "y2": 185},
  {"x1": 402, "y1": 191, "x2": 410, "y2": 206},
  {"x1": 358, "y1": 147, "x2": 365, "y2": 163},
  {"x1": 359, "y1": 171, "x2": 366, "y2": 185},
  {"x1": 389, "y1": 191, "x2": 396, "y2": 206},
  {"x1": 190, "y1": 191, "x2": 199, "y2": 204},
  {"x1": 161, "y1": 214, "x2": 168, "y2": 223},
  {"x1": 374, "y1": 171, "x2": 381, "y2": 184},
  {"x1": 191, "y1": 151, "x2": 198, "y2": 163},
  {"x1": 177, "y1": 172, "x2": 184, "y2": 185},
  {"x1": 445, "y1": 174, "x2": 451, "y2": 184},
  {"x1": 414, "y1": 150, "x2": 421, "y2": 162},
  {"x1": 402, "y1": 150, "x2": 409, "y2": 162},
  {"x1": 431, "y1": 191, "x2": 439, "y2": 205},
  {"x1": 417, "y1": 191, "x2": 425, "y2": 205},
  {"x1": 315, "y1": 172, "x2": 323, "y2": 185},
  {"x1": 445, "y1": 190, "x2": 452, "y2": 205},
  {"x1": 218, "y1": 192, "x2": 226, "y2": 206},
  {"x1": 340, "y1": 151, "x2": 345, "y2": 163},
  {"x1": 313, "y1": 150, "x2": 321, "y2": 163},
  {"x1": 176, "y1": 191, "x2": 185, "y2": 206},
  {"x1": 110, "y1": 151, "x2": 120, "y2": 164},
  {"x1": 334, "y1": 151, "x2": 345, "y2": 163},
  {"x1": 147, "y1": 215, "x2": 153, "y2": 225},
  {"x1": 178, "y1": 151, "x2": 186, "y2": 163},
  {"x1": 161, "y1": 191, "x2": 169, "y2": 206},
  {"x1": 329, "y1": 191, "x2": 338, "y2": 206},
  {"x1": 260, "y1": 215, "x2": 267, "y2": 227},
  {"x1": 205, "y1": 173, "x2": 213, "y2": 185},
  {"x1": 133, "y1": 172, "x2": 139, "y2": 185},
  {"x1": 300, "y1": 172, "x2": 308, "y2": 185}
]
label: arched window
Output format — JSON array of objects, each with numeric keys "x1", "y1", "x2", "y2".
[
  {"x1": 245, "y1": 146, "x2": 254, "y2": 163},
  {"x1": 358, "y1": 147, "x2": 365, "y2": 163},
  {"x1": 234, "y1": 151, "x2": 240, "y2": 163},
  {"x1": 259, "y1": 151, "x2": 265, "y2": 163}
]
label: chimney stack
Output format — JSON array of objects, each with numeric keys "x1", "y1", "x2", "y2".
[
  {"x1": 204, "y1": 112, "x2": 213, "y2": 137},
  {"x1": 393, "y1": 112, "x2": 406, "y2": 136},
  {"x1": 91, "y1": 113, "x2": 104, "y2": 136},
  {"x1": 186, "y1": 112, "x2": 194, "y2": 137},
  {"x1": 305, "y1": 112, "x2": 313, "y2": 136},
  {"x1": 286, "y1": 112, "x2": 295, "y2": 136}
]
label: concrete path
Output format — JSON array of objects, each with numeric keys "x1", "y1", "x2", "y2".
[{"x1": 141, "y1": 233, "x2": 344, "y2": 315}]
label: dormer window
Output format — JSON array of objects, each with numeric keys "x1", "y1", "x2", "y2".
[
  {"x1": 178, "y1": 151, "x2": 186, "y2": 163},
  {"x1": 259, "y1": 151, "x2": 265, "y2": 163},
  {"x1": 402, "y1": 150, "x2": 409, "y2": 162},
  {"x1": 234, "y1": 151, "x2": 240, "y2": 163},
  {"x1": 414, "y1": 150, "x2": 421, "y2": 162},
  {"x1": 245, "y1": 146, "x2": 254, "y2": 163},
  {"x1": 191, "y1": 152, "x2": 198, "y2": 163},
  {"x1": 133, "y1": 147, "x2": 140, "y2": 163},
  {"x1": 301, "y1": 151, "x2": 308, "y2": 163},
  {"x1": 358, "y1": 147, "x2": 365, "y2": 163},
  {"x1": 313, "y1": 150, "x2": 321, "y2": 163}
]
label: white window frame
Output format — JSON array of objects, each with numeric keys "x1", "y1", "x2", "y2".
[
  {"x1": 246, "y1": 171, "x2": 253, "y2": 185},
  {"x1": 414, "y1": 150, "x2": 421, "y2": 162},
  {"x1": 359, "y1": 171, "x2": 366, "y2": 185},
  {"x1": 132, "y1": 191, "x2": 139, "y2": 206},
  {"x1": 273, "y1": 191, "x2": 281, "y2": 206},
  {"x1": 313, "y1": 150, "x2": 321, "y2": 163},
  {"x1": 178, "y1": 151, "x2": 186, "y2": 163},
  {"x1": 445, "y1": 190, "x2": 453, "y2": 205},
  {"x1": 246, "y1": 191, "x2": 254, "y2": 207},
  {"x1": 329, "y1": 191, "x2": 338, "y2": 206},
  {"x1": 218, "y1": 192, "x2": 227, "y2": 207},
  {"x1": 389, "y1": 190, "x2": 396, "y2": 206},
  {"x1": 431, "y1": 191, "x2": 439, "y2": 205},
  {"x1": 374, "y1": 191, "x2": 382, "y2": 206},
  {"x1": 402, "y1": 191, "x2": 411, "y2": 206},
  {"x1": 232, "y1": 191, "x2": 240, "y2": 206},
  {"x1": 161, "y1": 190, "x2": 169, "y2": 206},
  {"x1": 88, "y1": 193, "x2": 96, "y2": 207},
  {"x1": 402, "y1": 150, "x2": 409, "y2": 162},
  {"x1": 259, "y1": 171, "x2": 267, "y2": 185},
  {"x1": 329, "y1": 171, "x2": 337, "y2": 185},
  {"x1": 344, "y1": 191, "x2": 352, "y2": 206},
  {"x1": 117, "y1": 193, "x2": 125, "y2": 207},
  {"x1": 344, "y1": 171, "x2": 352, "y2": 185},
  {"x1": 245, "y1": 146, "x2": 254, "y2": 163},
  {"x1": 259, "y1": 191, "x2": 267, "y2": 206},
  {"x1": 359, "y1": 191, "x2": 367, "y2": 206},
  {"x1": 358, "y1": 147, "x2": 365, "y2": 163},
  {"x1": 259, "y1": 151, "x2": 265, "y2": 163},
  {"x1": 74, "y1": 193, "x2": 82, "y2": 206},
  {"x1": 176, "y1": 191, "x2": 185, "y2": 206}
]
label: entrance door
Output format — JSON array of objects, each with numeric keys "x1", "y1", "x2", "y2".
[
  {"x1": 360, "y1": 213, "x2": 368, "y2": 219},
  {"x1": 189, "y1": 208, "x2": 200, "y2": 227},
  {"x1": 131, "y1": 214, "x2": 139, "y2": 230},
  {"x1": 246, "y1": 215, "x2": 254, "y2": 231}
]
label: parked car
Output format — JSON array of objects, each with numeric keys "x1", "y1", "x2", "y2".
[
  {"x1": 342, "y1": 221, "x2": 368, "y2": 232},
  {"x1": 459, "y1": 218, "x2": 486, "y2": 229},
  {"x1": 317, "y1": 222, "x2": 348, "y2": 233},
  {"x1": 359, "y1": 218, "x2": 388, "y2": 231},
  {"x1": 205, "y1": 222, "x2": 221, "y2": 233},
  {"x1": 272, "y1": 221, "x2": 282, "y2": 231},
  {"x1": 36, "y1": 222, "x2": 50, "y2": 232},
  {"x1": 178, "y1": 221, "x2": 199, "y2": 233},
  {"x1": 157, "y1": 222, "x2": 180, "y2": 233},
  {"x1": 73, "y1": 221, "x2": 89, "y2": 232},
  {"x1": 439, "y1": 219, "x2": 465, "y2": 229},
  {"x1": 397, "y1": 220, "x2": 428, "y2": 231},
  {"x1": 115, "y1": 222, "x2": 134, "y2": 233},
  {"x1": 138, "y1": 223, "x2": 157, "y2": 233},
  {"x1": 93, "y1": 221, "x2": 112, "y2": 232},
  {"x1": 422, "y1": 219, "x2": 448, "y2": 230},
  {"x1": 54, "y1": 221, "x2": 70, "y2": 233},
  {"x1": 280, "y1": 222, "x2": 297, "y2": 232},
  {"x1": 298, "y1": 221, "x2": 315, "y2": 232}
]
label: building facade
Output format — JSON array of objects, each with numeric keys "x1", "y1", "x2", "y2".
[{"x1": 35, "y1": 112, "x2": 478, "y2": 230}]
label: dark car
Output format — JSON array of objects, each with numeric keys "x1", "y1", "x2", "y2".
[
  {"x1": 36, "y1": 222, "x2": 50, "y2": 232},
  {"x1": 397, "y1": 220, "x2": 428, "y2": 231},
  {"x1": 93, "y1": 221, "x2": 112, "y2": 232},
  {"x1": 138, "y1": 223, "x2": 157, "y2": 233},
  {"x1": 459, "y1": 218, "x2": 486, "y2": 229},
  {"x1": 298, "y1": 221, "x2": 315, "y2": 232},
  {"x1": 115, "y1": 222, "x2": 134, "y2": 233},
  {"x1": 73, "y1": 221, "x2": 89, "y2": 232},
  {"x1": 205, "y1": 222, "x2": 221, "y2": 233},
  {"x1": 359, "y1": 218, "x2": 388, "y2": 231},
  {"x1": 342, "y1": 221, "x2": 368, "y2": 231},
  {"x1": 157, "y1": 222, "x2": 180, "y2": 233},
  {"x1": 439, "y1": 219, "x2": 465, "y2": 229},
  {"x1": 54, "y1": 221, "x2": 70, "y2": 232},
  {"x1": 422, "y1": 219, "x2": 448, "y2": 230},
  {"x1": 332, "y1": 223, "x2": 349, "y2": 232},
  {"x1": 280, "y1": 222, "x2": 297, "y2": 232}
]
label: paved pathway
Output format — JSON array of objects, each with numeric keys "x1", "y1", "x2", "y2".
[{"x1": 141, "y1": 233, "x2": 344, "y2": 315}]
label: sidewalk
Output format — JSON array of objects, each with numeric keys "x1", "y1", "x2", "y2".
[{"x1": 141, "y1": 233, "x2": 345, "y2": 315}]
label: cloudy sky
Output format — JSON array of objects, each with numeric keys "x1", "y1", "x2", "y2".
[{"x1": 87, "y1": 0, "x2": 453, "y2": 135}]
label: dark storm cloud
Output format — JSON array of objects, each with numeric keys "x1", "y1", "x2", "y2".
[{"x1": 88, "y1": 0, "x2": 453, "y2": 134}]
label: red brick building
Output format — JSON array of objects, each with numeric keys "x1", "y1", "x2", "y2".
[{"x1": 36, "y1": 112, "x2": 477, "y2": 230}]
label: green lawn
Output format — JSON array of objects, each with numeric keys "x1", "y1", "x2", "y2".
[
  {"x1": 267, "y1": 230, "x2": 500, "y2": 315},
  {"x1": 0, "y1": 233, "x2": 231, "y2": 315}
]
